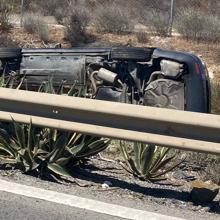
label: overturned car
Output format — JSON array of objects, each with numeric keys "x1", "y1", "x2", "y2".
[{"x1": 0, "y1": 47, "x2": 211, "y2": 113}]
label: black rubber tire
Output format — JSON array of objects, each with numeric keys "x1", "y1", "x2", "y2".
[
  {"x1": 111, "y1": 47, "x2": 154, "y2": 61},
  {"x1": 0, "y1": 48, "x2": 21, "y2": 59}
]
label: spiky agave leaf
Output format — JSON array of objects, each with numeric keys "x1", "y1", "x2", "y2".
[
  {"x1": 119, "y1": 141, "x2": 141, "y2": 176},
  {"x1": 66, "y1": 134, "x2": 110, "y2": 159},
  {"x1": 139, "y1": 144, "x2": 157, "y2": 176},
  {"x1": 48, "y1": 133, "x2": 68, "y2": 163},
  {"x1": 76, "y1": 138, "x2": 110, "y2": 158},
  {"x1": 120, "y1": 142, "x2": 183, "y2": 182},
  {"x1": 67, "y1": 81, "x2": 77, "y2": 97},
  {"x1": 47, "y1": 163, "x2": 72, "y2": 178}
]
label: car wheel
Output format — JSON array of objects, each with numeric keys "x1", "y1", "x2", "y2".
[{"x1": 0, "y1": 48, "x2": 21, "y2": 59}]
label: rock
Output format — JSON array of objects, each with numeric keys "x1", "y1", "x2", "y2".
[
  {"x1": 172, "y1": 170, "x2": 196, "y2": 181},
  {"x1": 190, "y1": 180, "x2": 219, "y2": 203},
  {"x1": 200, "y1": 206, "x2": 211, "y2": 212},
  {"x1": 191, "y1": 204, "x2": 203, "y2": 212},
  {"x1": 173, "y1": 170, "x2": 187, "y2": 180}
]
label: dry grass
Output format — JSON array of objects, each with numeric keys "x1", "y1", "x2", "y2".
[
  {"x1": 23, "y1": 13, "x2": 50, "y2": 43},
  {"x1": 94, "y1": 3, "x2": 133, "y2": 34},
  {"x1": 175, "y1": 9, "x2": 220, "y2": 42},
  {"x1": 186, "y1": 152, "x2": 220, "y2": 185},
  {"x1": 136, "y1": 32, "x2": 150, "y2": 44},
  {"x1": 0, "y1": 33, "x2": 17, "y2": 47},
  {"x1": 211, "y1": 81, "x2": 220, "y2": 114},
  {"x1": 65, "y1": 3, "x2": 92, "y2": 46},
  {"x1": 0, "y1": 0, "x2": 12, "y2": 31}
]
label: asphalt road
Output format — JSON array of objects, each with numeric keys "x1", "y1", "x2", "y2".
[
  {"x1": 0, "y1": 191, "x2": 124, "y2": 220},
  {"x1": 0, "y1": 177, "x2": 218, "y2": 220}
]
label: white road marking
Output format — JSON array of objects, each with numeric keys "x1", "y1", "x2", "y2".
[{"x1": 0, "y1": 179, "x2": 184, "y2": 220}]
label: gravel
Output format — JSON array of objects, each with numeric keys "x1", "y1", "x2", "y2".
[{"x1": 0, "y1": 154, "x2": 219, "y2": 220}]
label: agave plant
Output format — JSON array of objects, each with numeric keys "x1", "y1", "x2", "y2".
[
  {"x1": 119, "y1": 142, "x2": 184, "y2": 182},
  {"x1": 38, "y1": 78, "x2": 87, "y2": 97},
  {"x1": 0, "y1": 74, "x2": 24, "y2": 89},
  {"x1": 0, "y1": 120, "x2": 110, "y2": 179},
  {"x1": 0, "y1": 79, "x2": 110, "y2": 179}
]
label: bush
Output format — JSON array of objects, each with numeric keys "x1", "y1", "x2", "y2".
[
  {"x1": 175, "y1": 9, "x2": 220, "y2": 42},
  {"x1": 37, "y1": 22, "x2": 50, "y2": 42},
  {"x1": 23, "y1": 0, "x2": 68, "y2": 16},
  {"x1": 23, "y1": 13, "x2": 36, "y2": 33},
  {"x1": 65, "y1": 4, "x2": 91, "y2": 46},
  {"x1": 0, "y1": 0, "x2": 12, "y2": 31},
  {"x1": 148, "y1": 11, "x2": 169, "y2": 37},
  {"x1": 0, "y1": 33, "x2": 17, "y2": 47},
  {"x1": 94, "y1": 3, "x2": 133, "y2": 34},
  {"x1": 23, "y1": 13, "x2": 49, "y2": 42},
  {"x1": 23, "y1": 13, "x2": 44, "y2": 34},
  {"x1": 53, "y1": 8, "x2": 66, "y2": 24},
  {"x1": 136, "y1": 32, "x2": 149, "y2": 44}
]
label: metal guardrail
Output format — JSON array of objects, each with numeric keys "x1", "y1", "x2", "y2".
[{"x1": 0, "y1": 88, "x2": 219, "y2": 155}]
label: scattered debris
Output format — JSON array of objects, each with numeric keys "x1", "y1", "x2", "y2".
[
  {"x1": 102, "y1": 181, "x2": 112, "y2": 189},
  {"x1": 172, "y1": 170, "x2": 196, "y2": 182}
]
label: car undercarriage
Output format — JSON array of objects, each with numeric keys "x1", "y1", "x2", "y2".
[{"x1": 0, "y1": 47, "x2": 211, "y2": 113}]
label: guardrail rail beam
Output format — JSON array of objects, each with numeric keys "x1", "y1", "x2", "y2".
[{"x1": 0, "y1": 88, "x2": 219, "y2": 155}]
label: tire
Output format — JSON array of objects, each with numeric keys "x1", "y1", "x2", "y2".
[
  {"x1": 111, "y1": 47, "x2": 154, "y2": 61},
  {"x1": 0, "y1": 48, "x2": 21, "y2": 59}
]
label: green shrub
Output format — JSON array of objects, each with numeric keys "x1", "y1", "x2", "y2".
[
  {"x1": 94, "y1": 3, "x2": 133, "y2": 34},
  {"x1": 23, "y1": 13, "x2": 49, "y2": 42},
  {"x1": 175, "y1": 9, "x2": 220, "y2": 42},
  {"x1": 0, "y1": 121, "x2": 109, "y2": 179}
]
